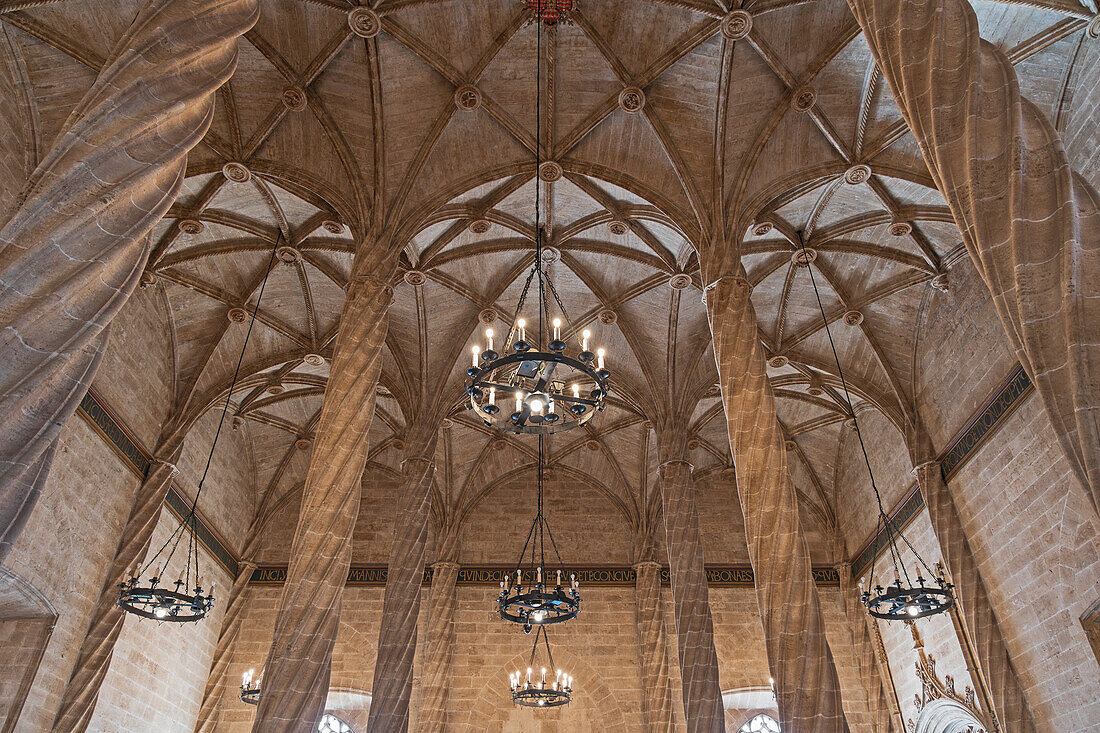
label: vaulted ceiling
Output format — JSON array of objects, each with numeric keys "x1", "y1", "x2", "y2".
[{"x1": 2, "y1": 0, "x2": 1093, "y2": 560}]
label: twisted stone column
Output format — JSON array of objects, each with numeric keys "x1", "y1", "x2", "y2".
[
  {"x1": 915, "y1": 461, "x2": 1035, "y2": 731},
  {"x1": 0, "y1": 0, "x2": 258, "y2": 563},
  {"x1": 51, "y1": 436, "x2": 185, "y2": 733},
  {"x1": 846, "y1": 0, "x2": 1100, "y2": 511},
  {"x1": 419, "y1": 560, "x2": 459, "y2": 733},
  {"x1": 836, "y1": 563, "x2": 901, "y2": 733},
  {"x1": 367, "y1": 439, "x2": 438, "y2": 733},
  {"x1": 634, "y1": 560, "x2": 676, "y2": 733},
  {"x1": 704, "y1": 274, "x2": 849, "y2": 732},
  {"x1": 253, "y1": 259, "x2": 395, "y2": 732},
  {"x1": 193, "y1": 558, "x2": 257, "y2": 733},
  {"x1": 657, "y1": 456, "x2": 723, "y2": 733}
]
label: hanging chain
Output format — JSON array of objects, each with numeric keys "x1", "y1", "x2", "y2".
[
  {"x1": 141, "y1": 232, "x2": 281, "y2": 584},
  {"x1": 795, "y1": 235, "x2": 935, "y2": 587}
]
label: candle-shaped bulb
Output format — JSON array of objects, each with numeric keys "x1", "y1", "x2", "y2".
[
  {"x1": 488, "y1": 387, "x2": 496, "y2": 406},
  {"x1": 527, "y1": 667, "x2": 532, "y2": 681},
  {"x1": 485, "y1": 328, "x2": 494, "y2": 351},
  {"x1": 553, "y1": 317, "x2": 562, "y2": 340},
  {"x1": 537, "y1": 567, "x2": 542, "y2": 584},
  {"x1": 515, "y1": 391, "x2": 523, "y2": 412},
  {"x1": 471, "y1": 344, "x2": 480, "y2": 366},
  {"x1": 541, "y1": 667, "x2": 547, "y2": 682},
  {"x1": 548, "y1": 398, "x2": 555, "y2": 414},
  {"x1": 582, "y1": 329, "x2": 591, "y2": 351},
  {"x1": 556, "y1": 569, "x2": 562, "y2": 586},
  {"x1": 517, "y1": 318, "x2": 526, "y2": 342},
  {"x1": 597, "y1": 347, "x2": 605, "y2": 370},
  {"x1": 572, "y1": 383, "x2": 580, "y2": 399}
]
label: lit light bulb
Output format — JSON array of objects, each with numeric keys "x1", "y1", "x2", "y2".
[
  {"x1": 538, "y1": 699, "x2": 546, "y2": 706},
  {"x1": 515, "y1": 391, "x2": 524, "y2": 413},
  {"x1": 486, "y1": 328, "x2": 494, "y2": 352},
  {"x1": 472, "y1": 344, "x2": 480, "y2": 366},
  {"x1": 488, "y1": 387, "x2": 496, "y2": 406},
  {"x1": 582, "y1": 329, "x2": 591, "y2": 351},
  {"x1": 154, "y1": 606, "x2": 168, "y2": 619},
  {"x1": 527, "y1": 667, "x2": 533, "y2": 682},
  {"x1": 530, "y1": 398, "x2": 543, "y2": 413},
  {"x1": 548, "y1": 399, "x2": 555, "y2": 414},
  {"x1": 552, "y1": 318, "x2": 561, "y2": 340},
  {"x1": 907, "y1": 604, "x2": 919, "y2": 617},
  {"x1": 532, "y1": 610, "x2": 546, "y2": 622},
  {"x1": 596, "y1": 347, "x2": 605, "y2": 370},
  {"x1": 572, "y1": 384, "x2": 580, "y2": 399},
  {"x1": 517, "y1": 318, "x2": 526, "y2": 342}
]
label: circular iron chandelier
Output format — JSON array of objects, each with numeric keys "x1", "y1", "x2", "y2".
[
  {"x1": 466, "y1": 4, "x2": 609, "y2": 436},
  {"x1": 118, "y1": 236, "x2": 281, "y2": 624},
  {"x1": 508, "y1": 626, "x2": 574, "y2": 707},
  {"x1": 498, "y1": 436, "x2": 580, "y2": 631},
  {"x1": 792, "y1": 236, "x2": 954, "y2": 621},
  {"x1": 239, "y1": 669, "x2": 262, "y2": 705}
]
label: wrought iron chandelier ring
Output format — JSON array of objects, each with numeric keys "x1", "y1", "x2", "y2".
[
  {"x1": 116, "y1": 577, "x2": 214, "y2": 622},
  {"x1": 863, "y1": 580, "x2": 955, "y2": 621},
  {"x1": 499, "y1": 582, "x2": 580, "y2": 630},
  {"x1": 467, "y1": 349, "x2": 609, "y2": 434},
  {"x1": 512, "y1": 685, "x2": 572, "y2": 707}
]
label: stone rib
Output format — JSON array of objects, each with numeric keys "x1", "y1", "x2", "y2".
[
  {"x1": 916, "y1": 461, "x2": 1036, "y2": 730},
  {"x1": 419, "y1": 560, "x2": 459, "y2": 733},
  {"x1": 0, "y1": 0, "x2": 258, "y2": 561},
  {"x1": 846, "y1": 0, "x2": 1100, "y2": 511},
  {"x1": 367, "y1": 446, "x2": 437, "y2": 733},
  {"x1": 705, "y1": 275, "x2": 849, "y2": 732},
  {"x1": 657, "y1": 458, "x2": 724, "y2": 733},
  {"x1": 52, "y1": 437, "x2": 185, "y2": 733},
  {"x1": 634, "y1": 560, "x2": 675, "y2": 733},
  {"x1": 253, "y1": 262, "x2": 394, "y2": 731}
]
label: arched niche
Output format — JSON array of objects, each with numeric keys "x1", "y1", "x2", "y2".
[
  {"x1": 913, "y1": 698, "x2": 987, "y2": 733},
  {"x1": 0, "y1": 568, "x2": 56, "y2": 732}
]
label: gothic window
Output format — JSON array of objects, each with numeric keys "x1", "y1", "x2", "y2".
[
  {"x1": 740, "y1": 714, "x2": 780, "y2": 733},
  {"x1": 318, "y1": 713, "x2": 352, "y2": 733}
]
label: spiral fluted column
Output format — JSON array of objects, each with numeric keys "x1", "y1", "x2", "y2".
[
  {"x1": 51, "y1": 435, "x2": 185, "y2": 733},
  {"x1": 634, "y1": 560, "x2": 676, "y2": 733},
  {"x1": 657, "y1": 453, "x2": 723, "y2": 733},
  {"x1": 253, "y1": 254, "x2": 395, "y2": 732},
  {"x1": 367, "y1": 434, "x2": 438, "y2": 733},
  {"x1": 846, "y1": 0, "x2": 1100, "y2": 511},
  {"x1": 0, "y1": 0, "x2": 258, "y2": 563},
  {"x1": 419, "y1": 560, "x2": 459, "y2": 733},
  {"x1": 193, "y1": 558, "x2": 256, "y2": 733},
  {"x1": 915, "y1": 461, "x2": 1036, "y2": 731},
  {"x1": 704, "y1": 274, "x2": 849, "y2": 732},
  {"x1": 836, "y1": 563, "x2": 902, "y2": 733}
]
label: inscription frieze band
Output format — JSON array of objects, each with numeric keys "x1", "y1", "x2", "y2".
[{"x1": 247, "y1": 564, "x2": 841, "y2": 588}]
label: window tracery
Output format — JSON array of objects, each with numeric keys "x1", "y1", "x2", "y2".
[{"x1": 739, "y1": 714, "x2": 780, "y2": 733}]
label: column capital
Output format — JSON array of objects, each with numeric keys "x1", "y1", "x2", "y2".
[
  {"x1": 912, "y1": 459, "x2": 941, "y2": 476},
  {"x1": 702, "y1": 274, "x2": 752, "y2": 305},
  {"x1": 151, "y1": 459, "x2": 179, "y2": 478},
  {"x1": 632, "y1": 560, "x2": 663, "y2": 572},
  {"x1": 430, "y1": 560, "x2": 460, "y2": 573},
  {"x1": 400, "y1": 455, "x2": 435, "y2": 473},
  {"x1": 657, "y1": 458, "x2": 694, "y2": 475}
]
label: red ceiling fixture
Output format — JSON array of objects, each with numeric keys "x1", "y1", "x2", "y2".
[{"x1": 523, "y1": 0, "x2": 575, "y2": 24}]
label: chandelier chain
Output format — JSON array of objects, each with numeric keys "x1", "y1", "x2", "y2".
[
  {"x1": 794, "y1": 235, "x2": 937, "y2": 586},
  {"x1": 141, "y1": 233, "x2": 281, "y2": 585}
]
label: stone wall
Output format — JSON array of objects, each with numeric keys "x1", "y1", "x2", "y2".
[
  {"x1": 3, "y1": 417, "x2": 143, "y2": 732},
  {"x1": 88, "y1": 508, "x2": 232, "y2": 732}
]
